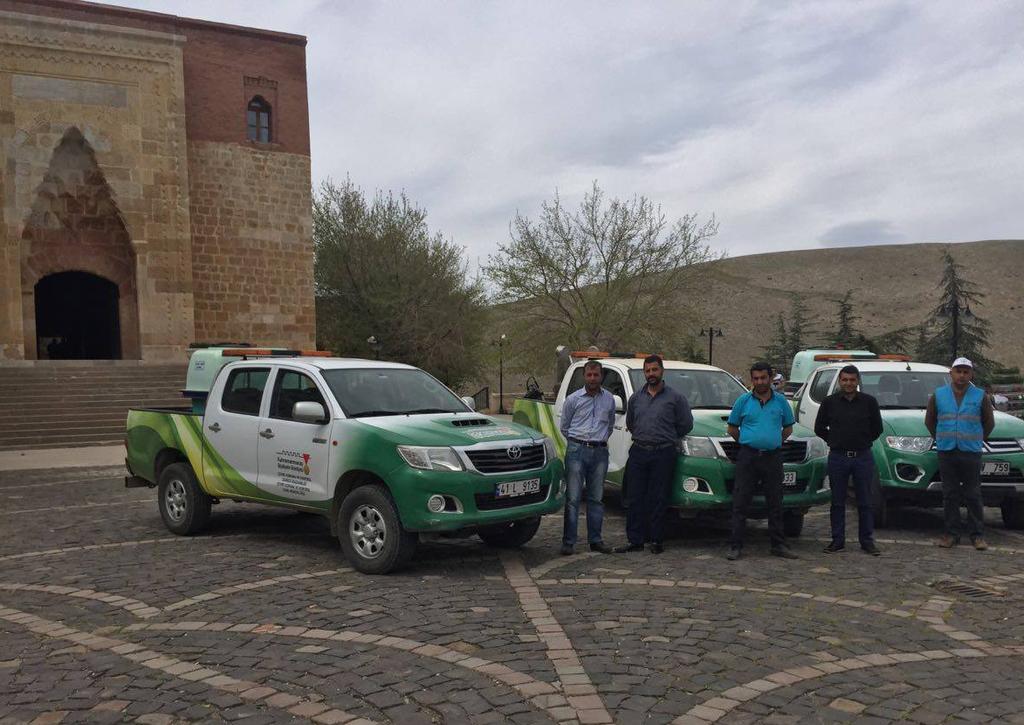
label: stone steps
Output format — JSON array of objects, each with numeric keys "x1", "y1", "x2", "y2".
[{"x1": 0, "y1": 365, "x2": 187, "y2": 451}]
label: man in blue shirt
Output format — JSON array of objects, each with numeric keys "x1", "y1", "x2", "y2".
[
  {"x1": 614, "y1": 355, "x2": 693, "y2": 555},
  {"x1": 559, "y1": 360, "x2": 617, "y2": 555},
  {"x1": 726, "y1": 361, "x2": 798, "y2": 561}
]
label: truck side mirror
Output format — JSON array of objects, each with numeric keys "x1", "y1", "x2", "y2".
[
  {"x1": 613, "y1": 395, "x2": 625, "y2": 414},
  {"x1": 293, "y1": 401, "x2": 328, "y2": 424},
  {"x1": 461, "y1": 395, "x2": 476, "y2": 411}
]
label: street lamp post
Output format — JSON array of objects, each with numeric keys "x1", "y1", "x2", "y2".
[
  {"x1": 496, "y1": 334, "x2": 507, "y2": 414},
  {"x1": 699, "y1": 326, "x2": 723, "y2": 365}
]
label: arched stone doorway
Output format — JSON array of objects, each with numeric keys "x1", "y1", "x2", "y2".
[
  {"x1": 35, "y1": 271, "x2": 121, "y2": 360},
  {"x1": 20, "y1": 127, "x2": 139, "y2": 359}
]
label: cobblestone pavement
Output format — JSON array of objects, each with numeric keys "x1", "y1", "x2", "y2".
[{"x1": 2, "y1": 466, "x2": 1024, "y2": 724}]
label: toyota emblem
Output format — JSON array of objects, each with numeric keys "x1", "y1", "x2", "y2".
[{"x1": 506, "y1": 446, "x2": 522, "y2": 460}]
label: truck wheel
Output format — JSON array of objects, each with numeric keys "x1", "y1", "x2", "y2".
[
  {"x1": 871, "y1": 472, "x2": 890, "y2": 529},
  {"x1": 1001, "y1": 499, "x2": 1024, "y2": 530},
  {"x1": 157, "y1": 462, "x2": 211, "y2": 536},
  {"x1": 338, "y1": 485, "x2": 418, "y2": 574},
  {"x1": 478, "y1": 516, "x2": 542, "y2": 548},
  {"x1": 782, "y1": 510, "x2": 804, "y2": 538}
]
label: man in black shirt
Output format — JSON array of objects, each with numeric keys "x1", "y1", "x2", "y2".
[{"x1": 814, "y1": 365, "x2": 884, "y2": 555}]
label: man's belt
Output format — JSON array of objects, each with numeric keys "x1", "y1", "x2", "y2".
[
  {"x1": 740, "y1": 444, "x2": 781, "y2": 456},
  {"x1": 632, "y1": 440, "x2": 675, "y2": 451},
  {"x1": 831, "y1": 448, "x2": 870, "y2": 458},
  {"x1": 568, "y1": 437, "x2": 607, "y2": 448}
]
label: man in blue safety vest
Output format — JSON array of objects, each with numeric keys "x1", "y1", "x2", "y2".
[{"x1": 925, "y1": 357, "x2": 995, "y2": 550}]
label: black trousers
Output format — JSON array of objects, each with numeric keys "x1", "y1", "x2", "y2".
[
  {"x1": 730, "y1": 447, "x2": 785, "y2": 549},
  {"x1": 937, "y1": 450, "x2": 984, "y2": 540},
  {"x1": 624, "y1": 445, "x2": 677, "y2": 546}
]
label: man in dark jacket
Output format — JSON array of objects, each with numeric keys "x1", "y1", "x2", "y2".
[{"x1": 814, "y1": 365, "x2": 884, "y2": 555}]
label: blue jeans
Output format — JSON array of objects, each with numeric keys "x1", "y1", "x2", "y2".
[
  {"x1": 562, "y1": 441, "x2": 608, "y2": 546},
  {"x1": 827, "y1": 450, "x2": 875, "y2": 547}
]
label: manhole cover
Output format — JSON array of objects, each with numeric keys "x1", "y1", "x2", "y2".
[{"x1": 929, "y1": 577, "x2": 1006, "y2": 599}]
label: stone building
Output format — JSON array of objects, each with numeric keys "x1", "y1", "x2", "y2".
[{"x1": 0, "y1": 0, "x2": 315, "y2": 362}]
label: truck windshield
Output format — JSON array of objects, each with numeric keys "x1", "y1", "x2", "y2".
[
  {"x1": 858, "y1": 371, "x2": 949, "y2": 409},
  {"x1": 628, "y1": 369, "x2": 747, "y2": 409},
  {"x1": 321, "y1": 368, "x2": 469, "y2": 418}
]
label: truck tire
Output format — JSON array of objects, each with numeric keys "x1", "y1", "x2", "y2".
[
  {"x1": 782, "y1": 509, "x2": 804, "y2": 538},
  {"x1": 871, "y1": 472, "x2": 890, "y2": 529},
  {"x1": 338, "y1": 484, "x2": 418, "y2": 574},
  {"x1": 478, "y1": 516, "x2": 542, "y2": 548},
  {"x1": 157, "y1": 462, "x2": 211, "y2": 536},
  {"x1": 1001, "y1": 499, "x2": 1024, "y2": 530}
]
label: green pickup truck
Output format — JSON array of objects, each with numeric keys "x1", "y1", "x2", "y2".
[
  {"x1": 792, "y1": 358, "x2": 1024, "y2": 528},
  {"x1": 125, "y1": 346, "x2": 564, "y2": 573},
  {"x1": 513, "y1": 354, "x2": 829, "y2": 536}
]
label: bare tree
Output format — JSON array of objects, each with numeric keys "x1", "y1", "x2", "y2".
[{"x1": 484, "y1": 182, "x2": 720, "y2": 356}]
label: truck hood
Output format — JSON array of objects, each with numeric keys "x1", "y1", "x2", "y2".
[
  {"x1": 880, "y1": 409, "x2": 1024, "y2": 438},
  {"x1": 689, "y1": 409, "x2": 817, "y2": 439},
  {"x1": 353, "y1": 413, "x2": 544, "y2": 447}
]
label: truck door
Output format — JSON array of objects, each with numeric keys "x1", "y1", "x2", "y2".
[
  {"x1": 203, "y1": 365, "x2": 270, "y2": 496},
  {"x1": 796, "y1": 368, "x2": 838, "y2": 429},
  {"x1": 600, "y1": 366, "x2": 631, "y2": 478},
  {"x1": 255, "y1": 367, "x2": 332, "y2": 503}
]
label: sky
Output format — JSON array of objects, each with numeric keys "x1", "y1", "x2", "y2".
[{"x1": 106, "y1": 1, "x2": 1024, "y2": 265}]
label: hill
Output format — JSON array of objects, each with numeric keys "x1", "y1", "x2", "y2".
[{"x1": 480, "y1": 239, "x2": 1024, "y2": 403}]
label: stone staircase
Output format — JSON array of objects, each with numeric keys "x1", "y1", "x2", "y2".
[{"x1": 0, "y1": 364, "x2": 187, "y2": 451}]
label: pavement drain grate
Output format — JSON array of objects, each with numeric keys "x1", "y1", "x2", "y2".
[{"x1": 929, "y1": 578, "x2": 1006, "y2": 600}]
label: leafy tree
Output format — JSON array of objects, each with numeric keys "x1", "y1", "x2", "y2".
[
  {"x1": 828, "y1": 290, "x2": 865, "y2": 349},
  {"x1": 483, "y1": 182, "x2": 720, "y2": 357},
  {"x1": 757, "y1": 312, "x2": 789, "y2": 373},
  {"x1": 917, "y1": 249, "x2": 994, "y2": 373},
  {"x1": 680, "y1": 335, "x2": 708, "y2": 365},
  {"x1": 313, "y1": 179, "x2": 487, "y2": 387}
]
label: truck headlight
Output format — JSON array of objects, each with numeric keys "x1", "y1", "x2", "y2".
[
  {"x1": 884, "y1": 436, "x2": 933, "y2": 453},
  {"x1": 396, "y1": 445, "x2": 464, "y2": 472},
  {"x1": 804, "y1": 437, "x2": 828, "y2": 461},
  {"x1": 680, "y1": 436, "x2": 718, "y2": 458},
  {"x1": 541, "y1": 437, "x2": 558, "y2": 462}
]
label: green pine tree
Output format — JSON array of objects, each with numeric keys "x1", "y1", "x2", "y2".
[{"x1": 917, "y1": 249, "x2": 994, "y2": 374}]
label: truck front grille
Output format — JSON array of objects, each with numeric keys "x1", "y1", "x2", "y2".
[
  {"x1": 465, "y1": 444, "x2": 545, "y2": 473},
  {"x1": 475, "y1": 484, "x2": 550, "y2": 510},
  {"x1": 718, "y1": 440, "x2": 808, "y2": 464}
]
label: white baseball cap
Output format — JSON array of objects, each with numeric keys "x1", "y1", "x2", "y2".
[
  {"x1": 951, "y1": 357, "x2": 973, "y2": 369},
  {"x1": 773, "y1": 373, "x2": 783, "y2": 382}
]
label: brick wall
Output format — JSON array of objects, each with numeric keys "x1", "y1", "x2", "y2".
[{"x1": 188, "y1": 141, "x2": 314, "y2": 348}]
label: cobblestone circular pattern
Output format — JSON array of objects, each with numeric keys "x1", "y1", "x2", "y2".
[{"x1": 2, "y1": 466, "x2": 1024, "y2": 724}]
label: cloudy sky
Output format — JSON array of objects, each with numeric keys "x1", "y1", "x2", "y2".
[{"x1": 109, "y1": 1, "x2": 1024, "y2": 264}]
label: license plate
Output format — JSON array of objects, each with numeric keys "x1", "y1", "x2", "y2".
[
  {"x1": 495, "y1": 478, "x2": 541, "y2": 498},
  {"x1": 982, "y1": 461, "x2": 1010, "y2": 476},
  {"x1": 783, "y1": 471, "x2": 797, "y2": 485}
]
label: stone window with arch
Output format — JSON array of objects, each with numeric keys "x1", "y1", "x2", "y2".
[{"x1": 246, "y1": 95, "x2": 272, "y2": 143}]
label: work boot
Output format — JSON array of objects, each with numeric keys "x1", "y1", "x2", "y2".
[
  {"x1": 559, "y1": 544, "x2": 573, "y2": 556},
  {"x1": 972, "y1": 537, "x2": 988, "y2": 551},
  {"x1": 936, "y1": 534, "x2": 958, "y2": 548},
  {"x1": 589, "y1": 542, "x2": 613, "y2": 554},
  {"x1": 771, "y1": 546, "x2": 799, "y2": 559},
  {"x1": 861, "y1": 542, "x2": 881, "y2": 556},
  {"x1": 823, "y1": 542, "x2": 845, "y2": 554},
  {"x1": 726, "y1": 546, "x2": 742, "y2": 561},
  {"x1": 614, "y1": 543, "x2": 644, "y2": 554},
  {"x1": 649, "y1": 542, "x2": 664, "y2": 554}
]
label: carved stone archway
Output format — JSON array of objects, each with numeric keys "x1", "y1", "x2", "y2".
[{"x1": 20, "y1": 127, "x2": 140, "y2": 359}]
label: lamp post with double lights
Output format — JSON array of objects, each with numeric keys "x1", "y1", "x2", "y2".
[{"x1": 699, "y1": 326, "x2": 723, "y2": 366}]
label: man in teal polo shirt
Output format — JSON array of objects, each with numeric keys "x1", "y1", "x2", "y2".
[{"x1": 726, "y1": 361, "x2": 797, "y2": 561}]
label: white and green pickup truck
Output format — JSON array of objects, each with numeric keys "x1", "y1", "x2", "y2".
[{"x1": 125, "y1": 346, "x2": 564, "y2": 573}]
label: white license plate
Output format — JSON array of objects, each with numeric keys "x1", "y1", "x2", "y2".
[
  {"x1": 783, "y1": 471, "x2": 797, "y2": 485},
  {"x1": 495, "y1": 478, "x2": 541, "y2": 498},
  {"x1": 982, "y1": 461, "x2": 1011, "y2": 476}
]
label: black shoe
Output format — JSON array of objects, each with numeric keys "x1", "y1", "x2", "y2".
[
  {"x1": 650, "y1": 542, "x2": 664, "y2": 554},
  {"x1": 559, "y1": 544, "x2": 573, "y2": 556},
  {"x1": 823, "y1": 542, "x2": 845, "y2": 554},
  {"x1": 726, "y1": 546, "x2": 742, "y2": 561},
  {"x1": 861, "y1": 543, "x2": 881, "y2": 556},
  {"x1": 589, "y1": 542, "x2": 613, "y2": 554},
  {"x1": 771, "y1": 546, "x2": 799, "y2": 559},
  {"x1": 614, "y1": 543, "x2": 645, "y2": 553}
]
